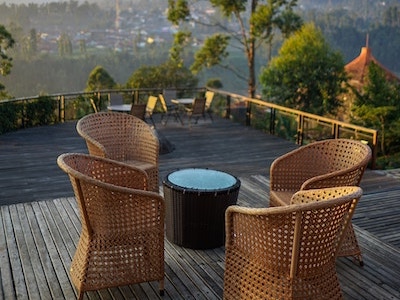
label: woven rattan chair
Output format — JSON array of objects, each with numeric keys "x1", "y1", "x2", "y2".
[
  {"x1": 57, "y1": 153, "x2": 165, "y2": 300},
  {"x1": 224, "y1": 186, "x2": 362, "y2": 300},
  {"x1": 76, "y1": 112, "x2": 160, "y2": 192},
  {"x1": 269, "y1": 138, "x2": 371, "y2": 264}
]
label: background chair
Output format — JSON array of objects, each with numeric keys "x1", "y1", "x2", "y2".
[
  {"x1": 269, "y1": 138, "x2": 371, "y2": 264},
  {"x1": 144, "y1": 95, "x2": 158, "y2": 126},
  {"x1": 76, "y1": 112, "x2": 160, "y2": 192},
  {"x1": 186, "y1": 98, "x2": 206, "y2": 126},
  {"x1": 57, "y1": 153, "x2": 165, "y2": 300},
  {"x1": 89, "y1": 98, "x2": 98, "y2": 113},
  {"x1": 159, "y1": 93, "x2": 182, "y2": 125},
  {"x1": 205, "y1": 91, "x2": 215, "y2": 121},
  {"x1": 130, "y1": 103, "x2": 146, "y2": 120},
  {"x1": 224, "y1": 186, "x2": 362, "y2": 300}
]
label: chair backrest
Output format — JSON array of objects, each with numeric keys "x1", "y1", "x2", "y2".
[
  {"x1": 270, "y1": 139, "x2": 372, "y2": 192},
  {"x1": 58, "y1": 153, "x2": 149, "y2": 191},
  {"x1": 224, "y1": 186, "x2": 362, "y2": 299},
  {"x1": 162, "y1": 89, "x2": 177, "y2": 106},
  {"x1": 89, "y1": 98, "x2": 98, "y2": 113},
  {"x1": 76, "y1": 112, "x2": 159, "y2": 164},
  {"x1": 130, "y1": 104, "x2": 146, "y2": 120},
  {"x1": 146, "y1": 96, "x2": 158, "y2": 115},
  {"x1": 57, "y1": 153, "x2": 159, "y2": 232},
  {"x1": 205, "y1": 91, "x2": 214, "y2": 109},
  {"x1": 109, "y1": 94, "x2": 124, "y2": 106},
  {"x1": 158, "y1": 94, "x2": 168, "y2": 112},
  {"x1": 191, "y1": 98, "x2": 206, "y2": 116}
]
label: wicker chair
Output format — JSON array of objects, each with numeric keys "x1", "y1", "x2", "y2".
[
  {"x1": 57, "y1": 153, "x2": 165, "y2": 300},
  {"x1": 224, "y1": 186, "x2": 362, "y2": 300},
  {"x1": 76, "y1": 112, "x2": 160, "y2": 192},
  {"x1": 269, "y1": 138, "x2": 371, "y2": 264}
]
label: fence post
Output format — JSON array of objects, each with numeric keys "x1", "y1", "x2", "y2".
[
  {"x1": 296, "y1": 115, "x2": 304, "y2": 145},
  {"x1": 225, "y1": 95, "x2": 231, "y2": 119},
  {"x1": 246, "y1": 101, "x2": 251, "y2": 126},
  {"x1": 59, "y1": 95, "x2": 65, "y2": 122},
  {"x1": 269, "y1": 108, "x2": 276, "y2": 135}
]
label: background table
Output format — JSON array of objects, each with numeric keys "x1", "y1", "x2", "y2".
[
  {"x1": 107, "y1": 104, "x2": 132, "y2": 112},
  {"x1": 171, "y1": 98, "x2": 194, "y2": 105},
  {"x1": 163, "y1": 168, "x2": 241, "y2": 249}
]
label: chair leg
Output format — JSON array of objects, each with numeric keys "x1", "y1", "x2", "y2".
[
  {"x1": 78, "y1": 291, "x2": 83, "y2": 300},
  {"x1": 208, "y1": 111, "x2": 213, "y2": 122},
  {"x1": 159, "y1": 279, "x2": 165, "y2": 296},
  {"x1": 161, "y1": 113, "x2": 170, "y2": 126}
]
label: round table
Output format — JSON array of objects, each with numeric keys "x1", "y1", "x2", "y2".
[{"x1": 163, "y1": 168, "x2": 241, "y2": 249}]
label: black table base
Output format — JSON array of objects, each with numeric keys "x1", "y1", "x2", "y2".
[{"x1": 163, "y1": 174, "x2": 240, "y2": 249}]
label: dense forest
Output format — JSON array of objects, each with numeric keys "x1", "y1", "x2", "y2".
[{"x1": 0, "y1": 0, "x2": 399, "y2": 98}]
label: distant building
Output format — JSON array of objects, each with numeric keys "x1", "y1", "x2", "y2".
[
  {"x1": 345, "y1": 45, "x2": 400, "y2": 91},
  {"x1": 339, "y1": 43, "x2": 400, "y2": 122}
]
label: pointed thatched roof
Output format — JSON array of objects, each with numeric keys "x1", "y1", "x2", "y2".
[{"x1": 345, "y1": 46, "x2": 400, "y2": 90}]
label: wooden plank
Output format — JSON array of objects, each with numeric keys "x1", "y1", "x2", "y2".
[
  {"x1": 15, "y1": 204, "x2": 53, "y2": 299},
  {"x1": 30, "y1": 201, "x2": 76, "y2": 299},
  {"x1": 0, "y1": 206, "x2": 16, "y2": 300}
]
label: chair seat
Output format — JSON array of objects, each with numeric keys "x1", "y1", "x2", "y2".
[
  {"x1": 124, "y1": 159, "x2": 155, "y2": 171},
  {"x1": 269, "y1": 190, "x2": 293, "y2": 206}
]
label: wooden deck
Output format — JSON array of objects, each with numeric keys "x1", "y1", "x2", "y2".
[{"x1": 0, "y1": 115, "x2": 400, "y2": 299}]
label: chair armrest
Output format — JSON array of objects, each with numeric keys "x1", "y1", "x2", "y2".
[
  {"x1": 300, "y1": 165, "x2": 366, "y2": 191},
  {"x1": 84, "y1": 138, "x2": 108, "y2": 157}
]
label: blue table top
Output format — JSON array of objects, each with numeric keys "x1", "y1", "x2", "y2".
[{"x1": 167, "y1": 168, "x2": 237, "y2": 190}]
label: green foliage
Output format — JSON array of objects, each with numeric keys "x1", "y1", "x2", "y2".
[
  {"x1": 57, "y1": 32, "x2": 73, "y2": 57},
  {"x1": 206, "y1": 78, "x2": 223, "y2": 89},
  {"x1": 169, "y1": 31, "x2": 192, "y2": 67},
  {"x1": 85, "y1": 66, "x2": 116, "y2": 91},
  {"x1": 260, "y1": 23, "x2": 347, "y2": 115},
  {"x1": 190, "y1": 34, "x2": 230, "y2": 74},
  {"x1": 0, "y1": 101, "x2": 21, "y2": 134},
  {"x1": 352, "y1": 62, "x2": 400, "y2": 155},
  {"x1": 24, "y1": 96, "x2": 58, "y2": 127},
  {"x1": 0, "y1": 24, "x2": 15, "y2": 95},
  {"x1": 209, "y1": 0, "x2": 247, "y2": 17},
  {"x1": 376, "y1": 152, "x2": 400, "y2": 170},
  {"x1": 168, "y1": 0, "x2": 302, "y2": 98},
  {"x1": 167, "y1": 0, "x2": 190, "y2": 25},
  {"x1": 0, "y1": 96, "x2": 59, "y2": 133},
  {"x1": 126, "y1": 61, "x2": 198, "y2": 91}
]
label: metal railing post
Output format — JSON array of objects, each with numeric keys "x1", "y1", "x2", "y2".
[{"x1": 225, "y1": 95, "x2": 231, "y2": 119}]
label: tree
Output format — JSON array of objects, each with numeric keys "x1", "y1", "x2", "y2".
[
  {"x1": 259, "y1": 23, "x2": 347, "y2": 116},
  {"x1": 58, "y1": 32, "x2": 73, "y2": 57},
  {"x1": 167, "y1": 0, "x2": 302, "y2": 98},
  {"x1": 351, "y1": 62, "x2": 400, "y2": 155},
  {"x1": 126, "y1": 60, "x2": 198, "y2": 90},
  {"x1": 85, "y1": 65, "x2": 116, "y2": 91},
  {"x1": 0, "y1": 24, "x2": 15, "y2": 98}
]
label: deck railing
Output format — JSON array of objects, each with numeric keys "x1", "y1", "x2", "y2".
[{"x1": 0, "y1": 87, "x2": 378, "y2": 168}]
